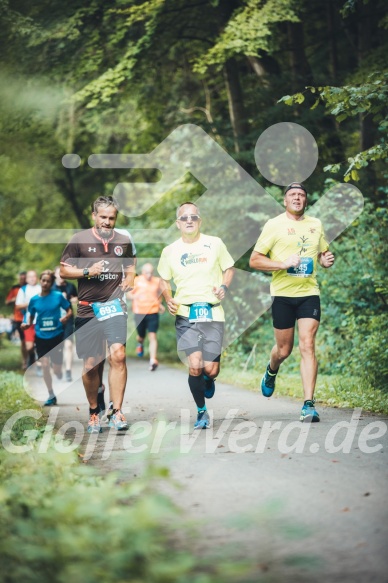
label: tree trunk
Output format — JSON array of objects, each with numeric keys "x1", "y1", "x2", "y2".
[
  {"x1": 287, "y1": 21, "x2": 313, "y2": 90},
  {"x1": 357, "y1": 2, "x2": 374, "y2": 151},
  {"x1": 56, "y1": 170, "x2": 91, "y2": 229},
  {"x1": 327, "y1": 0, "x2": 338, "y2": 83},
  {"x1": 223, "y1": 59, "x2": 249, "y2": 154}
]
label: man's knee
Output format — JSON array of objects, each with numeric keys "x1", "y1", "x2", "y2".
[
  {"x1": 299, "y1": 339, "x2": 315, "y2": 356},
  {"x1": 277, "y1": 345, "x2": 293, "y2": 360},
  {"x1": 203, "y1": 363, "x2": 220, "y2": 378},
  {"x1": 109, "y1": 346, "x2": 126, "y2": 367},
  {"x1": 83, "y1": 358, "x2": 101, "y2": 374}
]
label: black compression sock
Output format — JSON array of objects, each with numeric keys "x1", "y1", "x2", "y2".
[
  {"x1": 188, "y1": 375, "x2": 205, "y2": 409},
  {"x1": 268, "y1": 364, "x2": 279, "y2": 375},
  {"x1": 89, "y1": 406, "x2": 100, "y2": 415}
]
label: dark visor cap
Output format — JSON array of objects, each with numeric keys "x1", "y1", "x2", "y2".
[{"x1": 284, "y1": 182, "x2": 307, "y2": 195}]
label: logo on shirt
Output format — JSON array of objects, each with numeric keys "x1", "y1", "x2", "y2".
[
  {"x1": 297, "y1": 235, "x2": 310, "y2": 255},
  {"x1": 88, "y1": 247, "x2": 96, "y2": 252},
  {"x1": 114, "y1": 246, "x2": 123, "y2": 256},
  {"x1": 309, "y1": 228, "x2": 316, "y2": 233},
  {"x1": 180, "y1": 253, "x2": 208, "y2": 267}
]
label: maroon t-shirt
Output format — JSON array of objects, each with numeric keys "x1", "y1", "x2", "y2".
[{"x1": 60, "y1": 228, "x2": 136, "y2": 317}]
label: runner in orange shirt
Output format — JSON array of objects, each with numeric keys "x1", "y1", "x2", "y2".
[{"x1": 127, "y1": 263, "x2": 164, "y2": 371}]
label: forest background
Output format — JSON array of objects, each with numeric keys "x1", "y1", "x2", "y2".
[{"x1": 1, "y1": 0, "x2": 387, "y2": 404}]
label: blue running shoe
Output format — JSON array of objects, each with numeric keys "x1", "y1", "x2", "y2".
[
  {"x1": 44, "y1": 396, "x2": 57, "y2": 406},
  {"x1": 108, "y1": 410, "x2": 129, "y2": 431},
  {"x1": 261, "y1": 364, "x2": 277, "y2": 397},
  {"x1": 194, "y1": 410, "x2": 210, "y2": 430},
  {"x1": 136, "y1": 342, "x2": 144, "y2": 357},
  {"x1": 300, "y1": 400, "x2": 320, "y2": 423},
  {"x1": 204, "y1": 376, "x2": 215, "y2": 399}
]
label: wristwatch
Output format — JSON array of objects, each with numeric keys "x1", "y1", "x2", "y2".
[
  {"x1": 220, "y1": 284, "x2": 228, "y2": 293},
  {"x1": 83, "y1": 268, "x2": 89, "y2": 277}
]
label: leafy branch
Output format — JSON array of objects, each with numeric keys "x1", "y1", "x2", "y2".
[{"x1": 278, "y1": 71, "x2": 388, "y2": 180}]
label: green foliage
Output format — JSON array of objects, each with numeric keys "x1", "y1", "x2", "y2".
[
  {"x1": 279, "y1": 72, "x2": 388, "y2": 180},
  {"x1": 0, "y1": 442, "x2": 251, "y2": 583},
  {"x1": 0, "y1": 339, "x2": 22, "y2": 370},
  {"x1": 193, "y1": 0, "x2": 299, "y2": 74},
  {"x1": 0, "y1": 370, "x2": 45, "y2": 443}
]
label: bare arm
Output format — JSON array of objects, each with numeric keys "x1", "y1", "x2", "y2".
[
  {"x1": 60, "y1": 307, "x2": 73, "y2": 325},
  {"x1": 120, "y1": 261, "x2": 136, "y2": 293},
  {"x1": 212, "y1": 266, "x2": 235, "y2": 300},
  {"x1": 60, "y1": 261, "x2": 106, "y2": 280},
  {"x1": 249, "y1": 251, "x2": 301, "y2": 272},
  {"x1": 160, "y1": 279, "x2": 179, "y2": 315}
]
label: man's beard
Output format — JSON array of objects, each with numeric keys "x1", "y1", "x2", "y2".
[{"x1": 97, "y1": 228, "x2": 113, "y2": 239}]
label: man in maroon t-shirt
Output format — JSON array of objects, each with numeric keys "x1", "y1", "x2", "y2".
[{"x1": 60, "y1": 196, "x2": 136, "y2": 434}]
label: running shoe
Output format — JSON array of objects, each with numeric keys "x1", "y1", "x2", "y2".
[
  {"x1": 261, "y1": 363, "x2": 277, "y2": 397},
  {"x1": 65, "y1": 370, "x2": 72, "y2": 382},
  {"x1": 204, "y1": 377, "x2": 215, "y2": 399},
  {"x1": 105, "y1": 400, "x2": 114, "y2": 423},
  {"x1": 300, "y1": 400, "x2": 320, "y2": 423},
  {"x1": 194, "y1": 410, "x2": 210, "y2": 430},
  {"x1": 44, "y1": 396, "x2": 57, "y2": 406},
  {"x1": 108, "y1": 410, "x2": 129, "y2": 431},
  {"x1": 136, "y1": 342, "x2": 144, "y2": 357},
  {"x1": 149, "y1": 360, "x2": 158, "y2": 372},
  {"x1": 97, "y1": 384, "x2": 106, "y2": 414},
  {"x1": 87, "y1": 412, "x2": 102, "y2": 434}
]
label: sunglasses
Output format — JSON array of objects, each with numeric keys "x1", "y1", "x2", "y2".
[{"x1": 177, "y1": 214, "x2": 201, "y2": 222}]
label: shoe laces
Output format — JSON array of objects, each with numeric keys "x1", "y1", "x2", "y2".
[
  {"x1": 265, "y1": 372, "x2": 276, "y2": 388},
  {"x1": 114, "y1": 410, "x2": 126, "y2": 422},
  {"x1": 89, "y1": 413, "x2": 100, "y2": 426}
]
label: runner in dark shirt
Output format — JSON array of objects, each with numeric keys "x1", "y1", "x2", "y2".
[
  {"x1": 60, "y1": 196, "x2": 136, "y2": 434},
  {"x1": 52, "y1": 267, "x2": 78, "y2": 382}
]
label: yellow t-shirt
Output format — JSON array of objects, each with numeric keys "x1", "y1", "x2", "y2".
[
  {"x1": 157, "y1": 234, "x2": 234, "y2": 321},
  {"x1": 254, "y1": 213, "x2": 329, "y2": 297}
]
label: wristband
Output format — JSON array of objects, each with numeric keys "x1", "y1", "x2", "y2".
[{"x1": 220, "y1": 284, "x2": 228, "y2": 293}]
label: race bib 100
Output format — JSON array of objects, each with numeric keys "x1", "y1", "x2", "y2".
[
  {"x1": 92, "y1": 298, "x2": 124, "y2": 321},
  {"x1": 287, "y1": 257, "x2": 314, "y2": 278},
  {"x1": 188, "y1": 302, "x2": 213, "y2": 323}
]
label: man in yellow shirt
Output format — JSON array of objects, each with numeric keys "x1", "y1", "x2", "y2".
[
  {"x1": 158, "y1": 202, "x2": 235, "y2": 429},
  {"x1": 249, "y1": 182, "x2": 335, "y2": 422}
]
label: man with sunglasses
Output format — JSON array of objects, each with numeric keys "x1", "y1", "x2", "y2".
[
  {"x1": 158, "y1": 202, "x2": 235, "y2": 429},
  {"x1": 249, "y1": 182, "x2": 335, "y2": 422}
]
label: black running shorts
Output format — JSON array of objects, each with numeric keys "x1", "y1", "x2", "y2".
[
  {"x1": 271, "y1": 295, "x2": 321, "y2": 330},
  {"x1": 134, "y1": 313, "x2": 159, "y2": 338},
  {"x1": 63, "y1": 316, "x2": 75, "y2": 341},
  {"x1": 35, "y1": 333, "x2": 64, "y2": 365}
]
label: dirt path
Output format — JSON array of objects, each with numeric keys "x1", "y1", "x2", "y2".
[{"x1": 25, "y1": 358, "x2": 388, "y2": 583}]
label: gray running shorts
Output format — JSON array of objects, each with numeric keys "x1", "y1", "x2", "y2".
[{"x1": 175, "y1": 316, "x2": 224, "y2": 362}]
